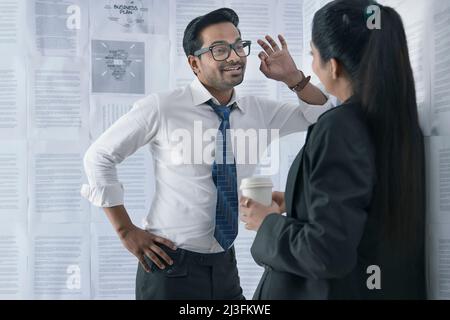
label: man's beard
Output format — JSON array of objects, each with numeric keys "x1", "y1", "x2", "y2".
[{"x1": 221, "y1": 73, "x2": 244, "y2": 87}]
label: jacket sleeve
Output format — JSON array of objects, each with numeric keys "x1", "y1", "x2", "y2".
[{"x1": 251, "y1": 112, "x2": 375, "y2": 279}]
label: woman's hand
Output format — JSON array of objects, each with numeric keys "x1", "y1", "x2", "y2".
[
  {"x1": 272, "y1": 191, "x2": 286, "y2": 213},
  {"x1": 239, "y1": 196, "x2": 281, "y2": 231},
  {"x1": 257, "y1": 34, "x2": 303, "y2": 87}
]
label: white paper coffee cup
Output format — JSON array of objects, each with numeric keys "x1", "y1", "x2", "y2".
[{"x1": 240, "y1": 176, "x2": 273, "y2": 206}]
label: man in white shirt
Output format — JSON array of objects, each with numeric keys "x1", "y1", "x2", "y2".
[{"x1": 81, "y1": 8, "x2": 334, "y2": 299}]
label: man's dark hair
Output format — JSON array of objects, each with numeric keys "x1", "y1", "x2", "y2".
[{"x1": 182, "y1": 8, "x2": 240, "y2": 57}]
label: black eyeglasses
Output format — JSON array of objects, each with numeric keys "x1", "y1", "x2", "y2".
[{"x1": 194, "y1": 40, "x2": 251, "y2": 61}]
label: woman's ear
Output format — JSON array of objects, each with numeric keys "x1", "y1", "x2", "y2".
[
  {"x1": 188, "y1": 55, "x2": 200, "y2": 75},
  {"x1": 330, "y1": 58, "x2": 339, "y2": 80}
]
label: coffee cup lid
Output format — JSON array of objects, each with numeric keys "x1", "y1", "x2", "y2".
[{"x1": 240, "y1": 176, "x2": 273, "y2": 189}]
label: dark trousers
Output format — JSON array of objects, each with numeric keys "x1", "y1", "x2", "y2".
[{"x1": 136, "y1": 245, "x2": 244, "y2": 300}]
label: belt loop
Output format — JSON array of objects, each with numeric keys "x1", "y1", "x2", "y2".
[{"x1": 179, "y1": 248, "x2": 186, "y2": 262}]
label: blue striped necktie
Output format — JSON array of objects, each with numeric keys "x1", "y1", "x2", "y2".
[{"x1": 207, "y1": 99, "x2": 239, "y2": 250}]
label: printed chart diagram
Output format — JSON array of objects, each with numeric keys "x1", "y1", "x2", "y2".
[
  {"x1": 90, "y1": 0, "x2": 151, "y2": 34},
  {"x1": 106, "y1": 0, "x2": 148, "y2": 29},
  {"x1": 91, "y1": 39, "x2": 145, "y2": 94}
]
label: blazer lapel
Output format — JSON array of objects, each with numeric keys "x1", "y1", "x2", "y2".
[{"x1": 285, "y1": 124, "x2": 316, "y2": 218}]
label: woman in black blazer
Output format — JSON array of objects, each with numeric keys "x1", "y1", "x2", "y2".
[{"x1": 240, "y1": 0, "x2": 426, "y2": 299}]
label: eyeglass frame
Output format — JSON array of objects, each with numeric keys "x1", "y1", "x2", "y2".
[{"x1": 193, "y1": 40, "x2": 252, "y2": 61}]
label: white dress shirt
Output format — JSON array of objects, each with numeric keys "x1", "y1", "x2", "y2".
[{"x1": 81, "y1": 77, "x2": 334, "y2": 253}]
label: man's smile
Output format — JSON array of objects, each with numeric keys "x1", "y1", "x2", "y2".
[{"x1": 222, "y1": 64, "x2": 244, "y2": 75}]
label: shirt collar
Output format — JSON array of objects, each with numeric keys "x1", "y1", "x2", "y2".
[{"x1": 189, "y1": 77, "x2": 245, "y2": 114}]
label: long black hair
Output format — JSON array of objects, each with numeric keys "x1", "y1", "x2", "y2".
[{"x1": 312, "y1": 0, "x2": 425, "y2": 254}]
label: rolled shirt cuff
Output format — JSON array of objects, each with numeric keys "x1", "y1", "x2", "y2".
[
  {"x1": 302, "y1": 101, "x2": 333, "y2": 123},
  {"x1": 297, "y1": 93, "x2": 334, "y2": 124},
  {"x1": 80, "y1": 183, "x2": 124, "y2": 207},
  {"x1": 297, "y1": 83, "x2": 336, "y2": 124}
]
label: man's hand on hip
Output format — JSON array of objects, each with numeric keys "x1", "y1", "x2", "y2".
[{"x1": 120, "y1": 225, "x2": 177, "y2": 273}]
